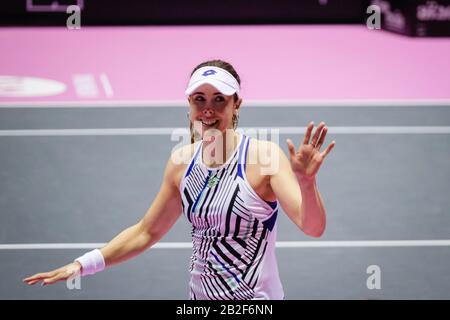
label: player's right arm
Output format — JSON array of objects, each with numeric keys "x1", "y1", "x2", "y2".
[
  {"x1": 100, "y1": 153, "x2": 183, "y2": 268},
  {"x1": 23, "y1": 148, "x2": 187, "y2": 286}
]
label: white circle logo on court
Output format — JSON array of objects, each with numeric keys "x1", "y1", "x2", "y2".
[{"x1": 0, "y1": 76, "x2": 66, "y2": 97}]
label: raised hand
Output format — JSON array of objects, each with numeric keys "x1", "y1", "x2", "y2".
[{"x1": 286, "y1": 121, "x2": 335, "y2": 180}]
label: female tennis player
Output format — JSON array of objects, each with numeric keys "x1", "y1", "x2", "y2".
[{"x1": 24, "y1": 59, "x2": 335, "y2": 299}]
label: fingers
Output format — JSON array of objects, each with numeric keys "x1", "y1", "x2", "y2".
[
  {"x1": 23, "y1": 274, "x2": 40, "y2": 283},
  {"x1": 310, "y1": 122, "x2": 326, "y2": 147},
  {"x1": 41, "y1": 272, "x2": 69, "y2": 286},
  {"x1": 316, "y1": 125, "x2": 328, "y2": 149},
  {"x1": 321, "y1": 141, "x2": 336, "y2": 159},
  {"x1": 286, "y1": 138, "x2": 296, "y2": 158},
  {"x1": 24, "y1": 263, "x2": 82, "y2": 287},
  {"x1": 23, "y1": 272, "x2": 55, "y2": 284},
  {"x1": 24, "y1": 271, "x2": 68, "y2": 286},
  {"x1": 302, "y1": 122, "x2": 314, "y2": 145},
  {"x1": 24, "y1": 277, "x2": 49, "y2": 286},
  {"x1": 23, "y1": 278, "x2": 39, "y2": 285},
  {"x1": 23, "y1": 269, "x2": 62, "y2": 286}
]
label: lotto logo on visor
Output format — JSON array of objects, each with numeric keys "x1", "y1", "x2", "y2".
[
  {"x1": 202, "y1": 69, "x2": 217, "y2": 76},
  {"x1": 185, "y1": 66, "x2": 240, "y2": 96}
]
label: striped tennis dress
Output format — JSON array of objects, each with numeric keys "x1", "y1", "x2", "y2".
[{"x1": 180, "y1": 134, "x2": 284, "y2": 300}]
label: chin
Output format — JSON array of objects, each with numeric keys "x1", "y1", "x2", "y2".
[{"x1": 200, "y1": 127, "x2": 231, "y2": 141}]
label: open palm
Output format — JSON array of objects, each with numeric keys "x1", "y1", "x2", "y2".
[{"x1": 287, "y1": 121, "x2": 335, "y2": 180}]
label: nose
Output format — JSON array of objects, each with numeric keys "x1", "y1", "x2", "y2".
[{"x1": 202, "y1": 108, "x2": 214, "y2": 117}]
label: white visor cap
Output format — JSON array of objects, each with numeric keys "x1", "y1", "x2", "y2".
[{"x1": 185, "y1": 66, "x2": 240, "y2": 96}]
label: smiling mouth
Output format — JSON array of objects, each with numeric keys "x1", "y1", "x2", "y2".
[{"x1": 201, "y1": 119, "x2": 218, "y2": 126}]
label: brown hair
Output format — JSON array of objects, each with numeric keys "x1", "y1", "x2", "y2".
[{"x1": 189, "y1": 59, "x2": 241, "y2": 143}]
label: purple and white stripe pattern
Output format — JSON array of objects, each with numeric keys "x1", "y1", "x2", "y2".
[{"x1": 180, "y1": 134, "x2": 284, "y2": 300}]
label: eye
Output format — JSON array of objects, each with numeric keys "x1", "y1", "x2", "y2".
[
  {"x1": 215, "y1": 96, "x2": 225, "y2": 102},
  {"x1": 195, "y1": 96, "x2": 205, "y2": 101}
]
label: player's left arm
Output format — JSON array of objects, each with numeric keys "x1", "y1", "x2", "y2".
[{"x1": 269, "y1": 122, "x2": 335, "y2": 237}]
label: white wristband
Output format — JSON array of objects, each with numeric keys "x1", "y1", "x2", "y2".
[{"x1": 74, "y1": 249, "x2": 105, "y2": 276}]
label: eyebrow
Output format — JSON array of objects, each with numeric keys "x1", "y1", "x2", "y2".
[{"x1": 192, "y1": 92, "x2": 224, "y2": 96}]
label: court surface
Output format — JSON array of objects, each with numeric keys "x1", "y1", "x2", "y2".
[{"x1": 0, "y1": 104, "x2": 449, "y2": 299}]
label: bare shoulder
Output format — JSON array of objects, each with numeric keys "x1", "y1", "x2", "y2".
[
  {"x1": 167, "y1": 142, "x2": 198, "y2": 186},
  {"x1": 246, "y1": 137, "x2": 283, "y2": 163},
  {"x1": 248, "y1": 137, "x2": 282, "y2": 150},
  {"x1": 246, "y1": 137, "x2": 284, "y2": 177},
  {"x1": 170, "y1": 142, "x2": 196, "y2": 162}
]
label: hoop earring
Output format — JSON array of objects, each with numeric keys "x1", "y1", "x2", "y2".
[
  {"x1": 232, "y1": 113, "x2": 239, "y2": 130},
  {"x1": 189, "y1": 120, "x2": 196, "y2": 143},
  {"x1": 187, "y1": 112, "x2": 195, "y2": 143}
]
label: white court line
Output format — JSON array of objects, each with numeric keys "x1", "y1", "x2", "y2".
[
  {"x1": 99, "y1": 73, "x2": 114, "y2": 98},
  {"x1": 0, "y1": 99, "x2": 450, "y2": 108},
  {"x1": 1, "y1": 126, "x2": 450, "y2": 136},
  {"x1": 1, "y1": 240, "x2": 450, "y2": 250}
]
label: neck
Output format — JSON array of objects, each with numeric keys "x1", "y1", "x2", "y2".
[{"x1": 202, "y1": 129, "x2": 239, "y2": 168}]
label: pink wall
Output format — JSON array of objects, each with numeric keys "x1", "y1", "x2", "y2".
[{"x1": 1, "y1": 25, "x2": 449, "y2": 104}]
